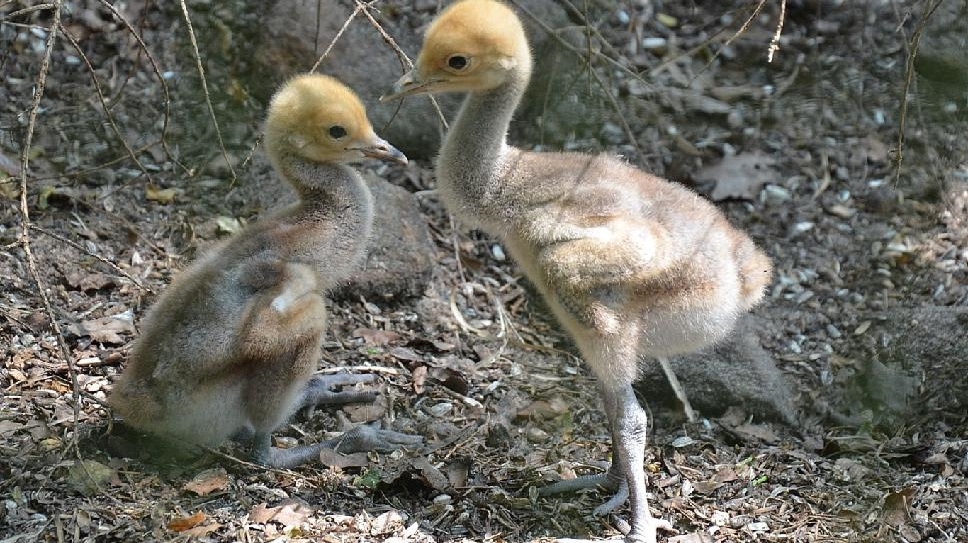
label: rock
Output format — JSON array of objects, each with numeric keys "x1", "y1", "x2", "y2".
[
  {"x1": 838, "y1": 306, "x2": 968, "y2": 428},
  {"x1": 247, "y1": 0, "x2": 596, "y2": 160},
  {"x1": 247, "y1": 154, "x2": 435, "y2": 304},
  {"x1": 331, "y1": 173, "x2": 436, "y2": 303},
  {"x1": 635, "y1": 316, "x2": 799, "y2": 425}
]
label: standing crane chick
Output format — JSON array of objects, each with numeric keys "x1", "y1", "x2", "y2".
[
  {"x1": 383, "y1": 1, "x2": 772, "y2": 541},
  {"x1": 111, "y1": 75, "x2": 420, "y2": 469}
]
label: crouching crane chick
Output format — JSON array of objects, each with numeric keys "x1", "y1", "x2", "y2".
[
  {"x1": 111, "y1": 75, "x2": 420, "y2": 468},
  {"x1": 382, "y1": 1, "x2": 772, "y2": 541}
]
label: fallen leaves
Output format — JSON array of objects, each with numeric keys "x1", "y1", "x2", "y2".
[
  {"x1": 183, "y1": 468, "x2": 230, "y2": 496},
  {"x1": 167, "y1": 511, "x2": 206, "y2": 532},
  {"x1": 67, "y1": 460, "x2": 114, "y2": 496},
  {"x1": 696, "y1": 152, "x2": 779, "y2": 201},
  {"x1": 68, "y1": 309, "x2": 135, "y2": 344}
]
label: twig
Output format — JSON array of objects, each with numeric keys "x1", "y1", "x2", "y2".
[
  {"x1": 657, "y1": 357, "x2": 697, "y2": 423},
  {"x1": 309, "y1": 3, "x2": 362, "y2": 73},
  {"x1": 506, "y1": 0, "x2": 646, "y2": 160},
  {"x1": 767, "y1": 0, "x2": 788, "y2": 63},
  {"x1": 96, "y1": 0, "x2": 188, "y2": 177},
  {"x1": 1, "y1": 3, "x2": 55, "y2": 19},
  {"x1": 893, "y1": 0, "x2": 945, "y2": 183},
  {"x1": 353, "y1": 0, "x2": 449, "y2": 131},
  {"x1": 29, "y1": 225, "x2": 154, "y2": 294},
  {"x1": 16, "y1": 0, "x2": 82, "y2": 448},
  {"x1": 238, "y1": 2, "x2": 363, "y2": 171},
  {"x1": 58, "y1": 23, "x2": 154, "y2": 183},
  {"x1": 177, "y1": 0, "x2": 237, "y2": 182}
]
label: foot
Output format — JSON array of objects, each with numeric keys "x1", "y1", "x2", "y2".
[
  {"x1": 555, "y1": 514, "x2": 673, "y2": 543},
  {"x1": 625, "y1": 514, "x2": 674, "y2": 543},
  {"x1": 302, "y1": 374, "x2": 379, "y2": 408},
  {"x1": 538, "y1": 463, "x2": 624, "y2": 496},
  {"x1": 325, "y1": 424, "x2": 423, "y2": 454}
]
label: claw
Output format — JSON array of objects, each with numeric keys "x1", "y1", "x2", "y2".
[{"x1": 331, "y1": 424, "x2": 423, "y2": 454}]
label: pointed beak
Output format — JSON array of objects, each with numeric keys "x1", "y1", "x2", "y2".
[
  {"x1": 353, "y1": 135, "x2": 408, "y2": 165},
  {"x1": 380, "y1": 69, "x2": 431, "y2": 102}
]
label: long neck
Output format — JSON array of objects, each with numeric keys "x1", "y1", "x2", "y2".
[
  {"x1": 271, "y1": 154, "x2": 370, "y2": 214},
  {"x1": 437, "y1": 65, "x2": 530, "y2": 212}
]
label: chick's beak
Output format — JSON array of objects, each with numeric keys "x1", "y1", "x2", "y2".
[
  {"x1": 380, "y1": 69, "x2": 431, "y2": 102},
  {"x1": 354, "y1": 135, "x2": 408, "y2": 165}
]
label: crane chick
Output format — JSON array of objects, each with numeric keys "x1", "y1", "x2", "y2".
[
  {"x1": 111, "y1": 75, "x2": 420, "y2": 468},
  {"x1": 383, "y1": 1, "x2": 772, "y2": 541}
]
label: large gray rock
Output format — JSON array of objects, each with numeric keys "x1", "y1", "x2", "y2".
[
  {"x1": 332, "y1": 173, "x2": 436, "y2": 303},
  {"x1": 249, "y1": 0, "x2": 594, "y2": 161},
  {"x1": 247, "y1": 154, "x2": 435, "y2": 304},
  {"x1": 635, "y1": 316, "x2": 799, "y2": 425},
  {"x1": 835, "y1": 306, "x2": 968, "y2": 428}
]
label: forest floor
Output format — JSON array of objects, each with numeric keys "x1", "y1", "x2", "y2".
[{"x1": 2, "y1": 1, "x2": 967, "y2": 542}]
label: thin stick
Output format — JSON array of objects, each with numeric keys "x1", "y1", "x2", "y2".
[
  {"x1": 96, "y1": 0, "x2": 188, "y2": 177},
  {"x1": 894, "y1": 0, "x2": 945, "y2": 182},
  {"x1": 353, "y1": 0, "x2": 449, "y2": 130},
  {"x1": 16, "y1": 0, "x2": 83, "y2": 446},
  {"x1": 177, "y1": 0, "x2": 237, "y2": 182},
  {"x1": 29, "y1": 225, "x2": 153, "y2": 294},
  {"x1": 58, "y1": 22, "x2": 154, "y2": 183},
  {"x1": 767, "y1": 0, "x2": 787, "y2": 63},
  {"x1": 657, "y1": 357, "x2": 696, "y2": 423}
]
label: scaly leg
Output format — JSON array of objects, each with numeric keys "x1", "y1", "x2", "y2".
[
  {"x1": 251, "y1": 424, "x2": 423, "y2": 469},
  {"x1": 608, "y1": 384, "x2": 673, "y2": 543},
  {"x1": 298, "y1": 373, "x2": 379, "y2": 409}
]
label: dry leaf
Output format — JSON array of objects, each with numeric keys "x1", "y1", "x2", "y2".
[
  {"x1": 389, "y1": 346, "x2": 422, "y2": 362},
  {"x1": 249, "y1": 502, "x2": 313, "y2": 530},
  {"x1": 67, "y1": 459, "x2": 114, "y2": 496},
  {"x1": 668, "y1": 533, "x2": 715, "y2": 543},
  {"x1": 181, "y1": 522, "x2": 220, "y2": 537},
  {"x1": 412, "y1": 366, "x2": 428, "y2": 394},
  {"x1": 882, "y1": 487, "x2": 916, "y2": 527},
  {"x1": 354, "y1": 328, "x2": 402, "y2": 346},
  {"x1": 273, "y1": 503, "x2": 313, "y2": 530},
  {"x1": 516, "y1": 398, "x2": 569, "y2": 420},
  {"x1": 167, "y1": 511, "x2": 206, "y2": 532},
  {"x1": 249, "y1": 503, "x2": 280, "y2": 524},
  {"x1": 733, "y1": 423, "x2": 780, "y2": 444},
  {"x1": 69, "y1": 310, "x2": 136, "y2": 344},
  {"x1": 413, "y1": 456, "x2": 451, "y2": 492},
  {"x1": 215, "y1": 216, "x2": 243, "y2": 235},
  {"x1": 145, "y1": 184, "x2": 176, "y2": 204},
  {"x1": 66, "y1": 271, "x2": 116, "y2": 292},
  {"x1": 696, "y1": 152, "x2": 778, "y2": 201},
  {"x1": 184, "y1": 468, "x2": 230, "y2": 496}
]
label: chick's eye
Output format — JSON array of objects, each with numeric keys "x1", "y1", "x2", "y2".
[
  {"x1": 447, "y1": 55, "x2": 468, "y2": 70},
  {"x1": 328, "y1": 125, "x2": 347, "y2": 139}
]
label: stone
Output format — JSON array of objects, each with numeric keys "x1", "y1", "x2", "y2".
[
  {"x1": 837, "y1": 306, "x2": 968, "y2": 428},
  {"x1": 331, "y1": 172, "x2": 436, "y2": 303},
  {"x1": 246, "y1": 154, "x2": 435, "y2": 304},
  {"x1": 635, "y1": 315, "x2": 799, "y2": 425}
]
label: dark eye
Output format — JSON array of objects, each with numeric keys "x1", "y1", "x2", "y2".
[
  {"x1": 328, "y1": 125, "x2": 347, "y2": 139},
  {"x1": 447, "y1": 55, "x2": 468, "y2": 70}
]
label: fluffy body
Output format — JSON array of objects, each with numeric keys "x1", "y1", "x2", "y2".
[
  {"x1": 111, "y1": 75, "x2": 418, "y2": 466},
  {"x1": 385, "y1": 1, "x2": 771, "y2": 541}
]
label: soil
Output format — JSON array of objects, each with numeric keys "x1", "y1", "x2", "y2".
[{"x1": 2, "y1": 1, "x2": 967, "y2": 542}]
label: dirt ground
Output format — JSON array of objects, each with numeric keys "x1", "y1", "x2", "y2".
[{"x1": 2, "y1": 1, "x2": 967, "y2": 542}]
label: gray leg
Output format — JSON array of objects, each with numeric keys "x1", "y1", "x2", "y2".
[
  {"x1": 609, "y1": 384, "x2": 672, "y2": 543},
  {"x1": 250, "y1": 425, "x2": 423, "y2": 469},
  {"x1": 298, "y1": 374, "x2": 379, "y2": 409}
]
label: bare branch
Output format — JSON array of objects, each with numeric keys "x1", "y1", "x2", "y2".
[
  {"x1": 177, "y1": 0, "x2": 237, "y2": 182},
  {"x1": 16, "y1": 0, "x2": 82, "y2": 448}
]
